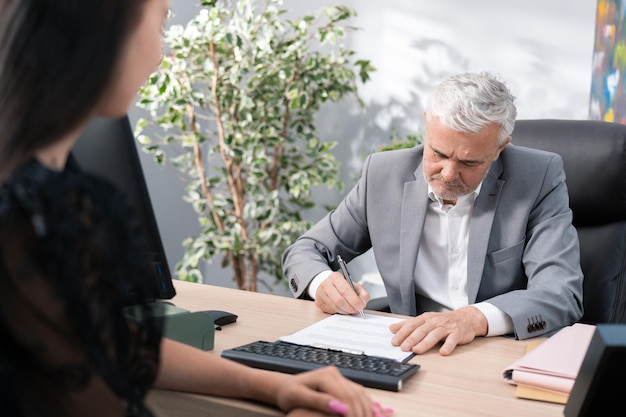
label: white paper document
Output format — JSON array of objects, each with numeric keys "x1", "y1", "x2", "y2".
[{"x1": 280, "y1": 313, "x2": 414, "y2": 362}]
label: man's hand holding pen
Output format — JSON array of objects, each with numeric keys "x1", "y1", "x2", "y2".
[
  {"x1": 337, "y1": 255, "x2": 365, "y2": 319},
  {"x1": 314, "y1": 271, "x2": 370, "y2": 316}
]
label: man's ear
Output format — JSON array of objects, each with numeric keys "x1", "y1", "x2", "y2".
[{"x1": 494, "y1": 136, "x2": 512, "y2": 160}]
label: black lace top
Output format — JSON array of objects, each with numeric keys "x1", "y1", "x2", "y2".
[{"x1": 0, "y1": 159, "x2": 163, "y2": 417}]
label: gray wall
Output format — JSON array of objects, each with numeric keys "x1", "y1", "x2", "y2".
[{"x1": 129, "y1": 0, "x2": 597, "y2": 296}]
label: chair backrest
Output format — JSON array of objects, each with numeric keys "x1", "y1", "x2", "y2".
[{"x1": 511, "y1": 119, "x2": 626, "y2": 324}]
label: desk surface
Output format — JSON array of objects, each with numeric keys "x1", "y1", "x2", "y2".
[{"x1": 147, "y1": 281, "x2": 564, "y2": 417}]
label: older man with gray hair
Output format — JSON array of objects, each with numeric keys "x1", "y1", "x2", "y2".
[{"x1": 282, "y1": 71, "x2": 583, "y2": 356}]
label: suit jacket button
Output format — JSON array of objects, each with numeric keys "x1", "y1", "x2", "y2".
[
  {"x1": 290, "y1": 278, "x2": 298, "y2": 292},
  {"x1": 527, "y1": 315, "x2": 546, "y2": 332}
]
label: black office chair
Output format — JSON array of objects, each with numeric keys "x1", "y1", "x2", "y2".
[
  {"x1": 511, "y1": 119, "x2": 626, "y2": 324},
  {"x1": 367, "y1": 119, "x2": 626, "y2": 324}
]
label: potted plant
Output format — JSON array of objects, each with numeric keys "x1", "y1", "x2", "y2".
[{"x1": 135, "y1": 0, "x2": 374, "y2": 291}]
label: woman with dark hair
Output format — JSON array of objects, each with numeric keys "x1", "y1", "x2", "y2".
[{"x1": 0, "y1": 1, "x2": 393, "y2": 416}]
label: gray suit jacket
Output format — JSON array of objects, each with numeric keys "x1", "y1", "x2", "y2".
[{"x1": 282, "y1": 144, "x2": 584, "y2": 339}]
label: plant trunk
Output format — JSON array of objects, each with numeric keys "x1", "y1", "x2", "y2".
[{"x1": 230, "y1": 251, "x2": 258, "y2": 292}]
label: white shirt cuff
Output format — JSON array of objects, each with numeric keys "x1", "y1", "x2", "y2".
[
  {"x1": 471, "y1": 302, "x2": 514, "y2": 336},
  {"x1": 307, "y1": 270, "x2": 332, "y2": 300}
]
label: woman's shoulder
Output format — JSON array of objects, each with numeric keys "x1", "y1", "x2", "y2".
[
  {"x1": 0, "y1": 158, "x2": 142, "y2": 275},
  {"x1": 1, "y1": 158, "x2": 126, "y2": 216}
]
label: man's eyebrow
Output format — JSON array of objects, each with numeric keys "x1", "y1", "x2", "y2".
[
  {"x1": 429, "y1": 144, "x2": 448, "y2": 158},
  {"x1": 428, "y1": 144, "x2": 485, "y2": 165},
  {"x1": 458, "y1": 156, "x2": 485, "y2": 165}
]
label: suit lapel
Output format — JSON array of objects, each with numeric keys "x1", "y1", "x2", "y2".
[
  {"x1": 467, "y1": 158, "x2": 504, "y2": 303},
  {"x1": 397, "y1": 163, "x2": 429, "y2": 316}
]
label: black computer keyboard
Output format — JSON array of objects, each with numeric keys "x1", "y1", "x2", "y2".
[{"x1": 221, "y1": 340, "x2": 420, "y2": 391}]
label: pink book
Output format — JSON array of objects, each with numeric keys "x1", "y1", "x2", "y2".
[{"x1": 502, "y1": 323, "x2": 596, "y2": 394}]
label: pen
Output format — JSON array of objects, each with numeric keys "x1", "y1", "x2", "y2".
[{"x1": 337, "y1": 255, "x2": 365, "y2": 319}]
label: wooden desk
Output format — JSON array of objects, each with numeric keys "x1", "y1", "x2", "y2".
[{"x1": 147, "y1": 281, "x2": 564, "y2": 417}]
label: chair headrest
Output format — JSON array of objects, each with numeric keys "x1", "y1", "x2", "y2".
[{"x1": 511, "y1": 119, "x2": 626, "y2": 226}]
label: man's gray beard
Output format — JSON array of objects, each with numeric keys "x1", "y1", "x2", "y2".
[
  {"x1": 423, "y1": 170, "x2": 484, "y2": 202},
  {"x1": 424, "y1": 173, "x2": 468, "y2": 201}
]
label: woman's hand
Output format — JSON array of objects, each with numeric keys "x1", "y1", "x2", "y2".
[{"x1": 275, "y1": 367, "x2": 393, "y2": 417}]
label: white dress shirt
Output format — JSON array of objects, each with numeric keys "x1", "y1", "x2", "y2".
[{"x1": 415, "y1": 183, "x2": 512, "y2": 336}]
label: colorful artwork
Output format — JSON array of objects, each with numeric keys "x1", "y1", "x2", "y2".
[{"x1": 590, "y1": 0, "x2": 626, "y2": 123}]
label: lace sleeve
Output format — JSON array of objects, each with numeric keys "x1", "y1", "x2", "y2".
[{"x1": 0, "y1": 162, "x2": 162, "y2": 417}]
